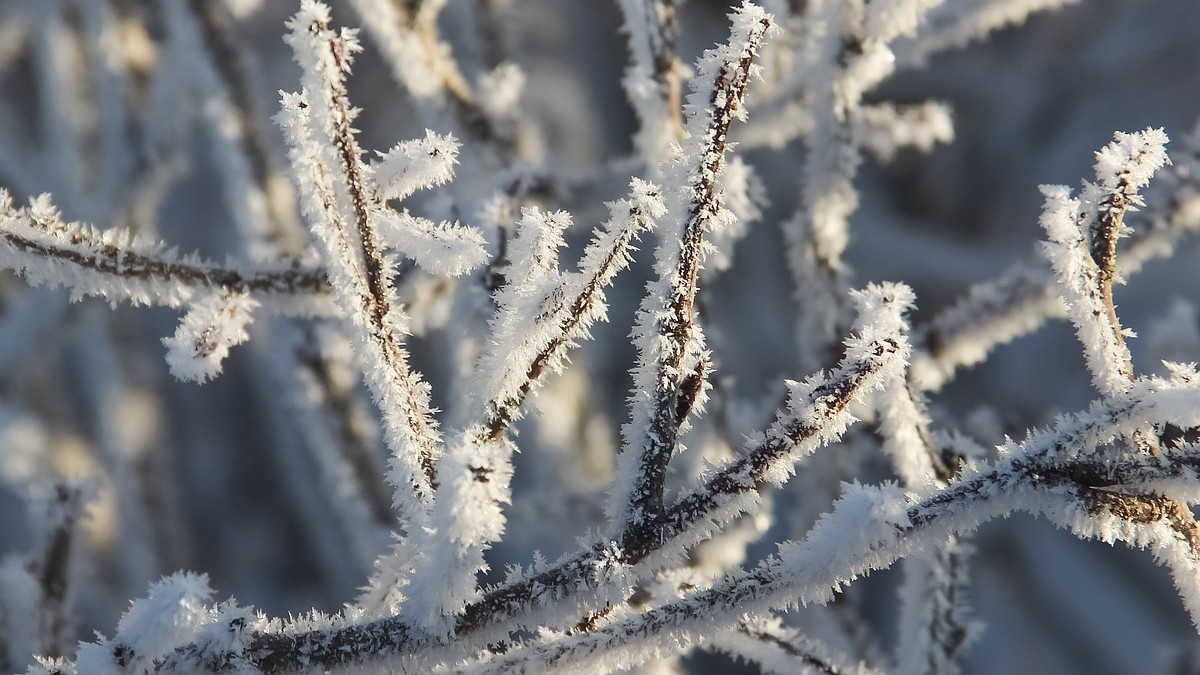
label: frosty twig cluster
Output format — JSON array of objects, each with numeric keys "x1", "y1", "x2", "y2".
[{"x1": 1, "y1": 0, "x2": 1199, "y2": 674}]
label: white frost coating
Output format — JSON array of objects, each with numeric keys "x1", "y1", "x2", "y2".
[
  {"x1": 26, "y1": 657, "x2": 76, "y2": 675},
  {"x1": 609, "y1": 3, "x2": 773, "y2": 530},
  {"x1": 616, "y1": 0, "x2": 656, "y2": 93},
  {"x1": 964, "y1": 374, "x2": 1200, "y2": 467},
  {"x1": 456, "y1": 485, "x2": 920, "y2": 675},
  {"x1": 615, "y1": 0, "x2": 684, "y2": 166},
  {"x1": 371, "y1": 131, "x2": 487, "y2": 277},
  {"x1": 706, "y1": 155, "x2": 764, "y2": 274},
  {"x1": 1096, "y1": 128, "x2": 1171, "y2": 184},
  {"x1": 404, "y1": 182, "x2": 665, "y2": 632},
  {"x1": 506, "y1": 207, "x2": 571, "y2": 284},
  {"x1": 0, "y1": 191, "x2": 329, "y2": 315},
  {"x1": 849, "y1": 280, "x2": 916, "y2": 335},
  {"x1": 373, "y1": 130, "x2": 460, "y2": 203},
  {"x1": 276, "y1": 2, "x2": 444, "y2": 520},
  {"x1": 355, "y1": 535, "x2": 422, "y2": 617},
  {"x1": 876, "y1": 285, "x2": 980, "y2": 675},
  {"x1": 404, "y1": 432, "x2": 518, "y2": 634},
  {"x1": 487, "y1": 181, "x2": 665, "y2": 403},
  {"x1": 877, "y1": 366, "x2": 939, "y2": 491},
  {"x1": 910, "y1": 262, "x2": 1065, "y2": 392},
  {"x1": 785, "y1": 0, "x2": 944, "y2": 371},
  {"x1": 865, "y1": 0, "x2": 946, "y2": 45},
  {"x1": 100, "y1": 572, "x2": 213, "y2": 673},
  {"x1": 452, "y1": 378, "x2": 1200, "y2": 675},
  {"x1": 782, "y1": 0, "x2": 860, "y2": 368},
  {"x1": 191, "y1": 602, "x2": 257, "y2": 663},
  {"x1": 911, "y1": 172, "x2": 1199, "y2": 393},
  {"x1": 894, "y1": 538, "x2": 980, "y2": 675},
  {"x1": 480, "y1": 204, "x2": 573, "y2": 403},
  {"x1": 1039, "y1": 185, "x2": 1125, "y2": 392},
  {"x1": 797, "y1": 0, "x2": 948, "y2": 260},
  {"x1": 1039, "y1": 129, "x2": 1171, "y2": 397},
  {"x1": 456, "y1": 403, "x2": 1200, "y2": 675},
  {"x1": 376, "y1": 210, "x2": 488, "y2": 277},
  {"x1": 753, "y1": 282, "x2": 913, "y2": 488},
  {"x1": 162, "y1": 290, "x2": 258, "y2": 383}
]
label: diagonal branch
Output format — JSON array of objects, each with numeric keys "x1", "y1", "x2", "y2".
[
  {"x1": 1083, "y1": 129, "x2": 1171, "y2": 391},
  {"x1": 478, "y1": 180, "x2": 666, "y2": 442},
  {"x1": 1040, "y1": 130, "x2": 1170, "y2": 461},
  {"x1": 399, "y1": 182, "x2": 666, "y2": 631},
  {"x1": 710, "y1": 616, "x2": 885, "y2": 675},
  {"x1": 454, "y1": 400, "x2": 1200, "y2": 675},
  {"x1": 346, "y1": 0, "x2": 513, "y2": 148}
]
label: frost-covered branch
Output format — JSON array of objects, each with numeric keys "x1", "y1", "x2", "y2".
[
  {"x1": 894, "y1": 537, "x2": 979, "y2": 675},
  {"x1": 911, "y1": 142, "x2": 1200, "y2": 392},
  {"x1": 1040, "y1": 128, "x2": 1171, "y2": 397},
  {"x1": 402, "y1": 180, "x2": 666, "y2": 632},
  {"x1": 895, "y1": 0, "x2": 1085, "y2": 67},
  {"x1": 711, "y1": 616, "x2": 884, "y2": 675},
  {"x1": 275, "y1": 1, "x2": 483, "y2": 516},
  {"x1": 610, "y1": 3, "x2": 773, "y2": 537},
  {"x1": 346, "y1": 0, "x2": 519, "y2": 147},
  {"x1": 852, "y1": 101, "x2": 955, "y2": 163},
  {"x1": 455, "y1": 378, "x2": 1200, "y2": 674},
  {"x1": 144, "y1": 280, "x2": 908, "y2": 673},
  {"x1": 0, "y1": 191, "x2": 330, "y2": 312},
  {"x1": 7, "y1": 0, "x2": 1200, "y2": 672},
  {"x1": 617, "y1": 0, "x2": 685, "y2": 166},
  {"x1": 878, "y1": 353, "x2": 950, "y2": 490},
  {"x1": 876, "y1": 313, "x2": 978, "y2": 675},
  {"x1": 479, "y1": 181, "x2": 665, "y2": 440},
  {"x1": 783, "y1": 0, "x2": 946, "y2": 369}
]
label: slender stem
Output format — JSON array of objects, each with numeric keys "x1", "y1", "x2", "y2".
[{"x1": 623, "y1": 12, "x2": 772, "y2": 535}]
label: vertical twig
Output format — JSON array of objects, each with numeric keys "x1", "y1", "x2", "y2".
[
  {"x1": 277, "y1": 3, "x2": 444, "y2": 518},
  {"x1": 611, "y1": 4, "x2": 773, "y2": 541},
  {"x1": 617, "y1": 0, "x2": 685, "y2": 166}
]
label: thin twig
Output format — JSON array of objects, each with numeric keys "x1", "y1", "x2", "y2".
[{"x1": 619, "y1": 9, "x2": 772, "y2": 537}]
